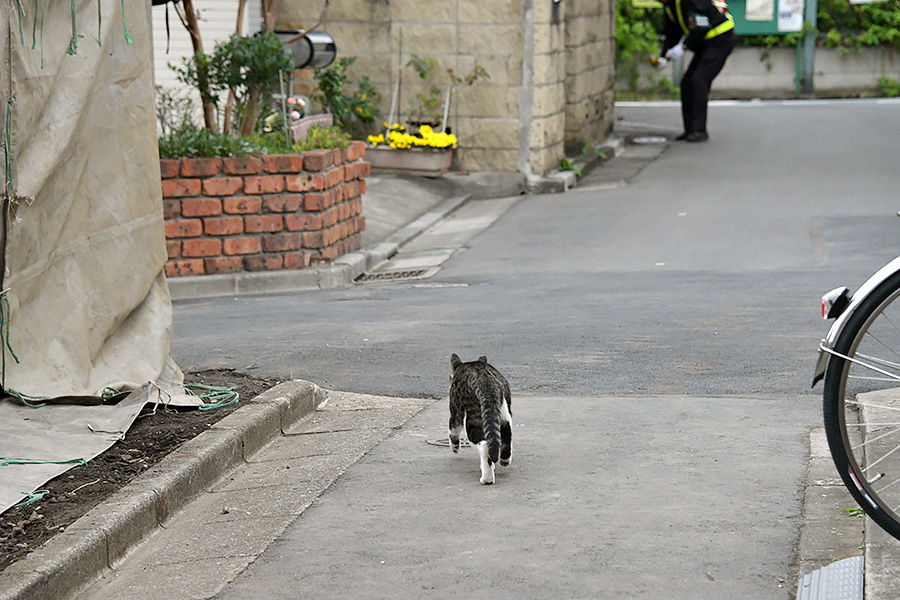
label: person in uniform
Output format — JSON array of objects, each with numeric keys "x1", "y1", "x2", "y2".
[{"x1": 655, "y1": 0, "x2": 737, "y2": 142}]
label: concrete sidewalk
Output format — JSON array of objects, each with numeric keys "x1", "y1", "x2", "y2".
[{"x1": 0, "y1": 146, "x2": 617, "y2": 599}]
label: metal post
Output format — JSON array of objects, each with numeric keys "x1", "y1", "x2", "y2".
[{"x1": 800, "y1": 0, "x2": 817, "y2": 93}]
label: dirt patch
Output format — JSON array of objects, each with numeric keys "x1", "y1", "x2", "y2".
[{"x1": 0, "y1": 369, "x2": 281, "y2": 573}]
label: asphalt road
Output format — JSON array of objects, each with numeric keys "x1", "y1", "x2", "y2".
[
  {"x1": 173, "y1": 98, "x2": 900, "y2": 401},
  {"x1": 163, "y1": 98, "x2": 900, "y2": 598}
]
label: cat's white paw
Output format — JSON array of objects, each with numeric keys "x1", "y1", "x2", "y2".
[{"x1": 480, "y1": 474, "x2": 494, "y2": 485}]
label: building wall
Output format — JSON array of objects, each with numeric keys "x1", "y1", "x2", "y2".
[
  {"x1": 278, "y1": 0, "x2": 615, "y2": 175},
  {"x1": 149, "y1": 0, "x2": 615, "y2": 176}
]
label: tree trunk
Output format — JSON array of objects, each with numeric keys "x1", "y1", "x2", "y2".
[
  {"x1": 240, "y1": 88, "x2": 261, "y2": 137},
  {"x1": 182, "y1": 0, "x2": 217, "y2": 131}
]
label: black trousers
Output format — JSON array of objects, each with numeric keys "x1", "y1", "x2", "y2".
[{"x1": 681, "y1": 31, "x2": 737, "y2": 134}]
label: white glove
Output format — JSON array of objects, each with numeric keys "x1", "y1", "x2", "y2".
[
  {"x1": 665, "y1": 44, "x2": 685, "y2": 61},
  {"x1": 653, "y1": 56, "x2": 668, "y2": 71}
]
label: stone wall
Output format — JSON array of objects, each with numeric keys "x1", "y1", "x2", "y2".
[
  {"x1": 161, "y1": 142, "x2": 369, "y2": 277},
  {"x1": 278, "y1": 0, "x2": 615, "y2": 177}
]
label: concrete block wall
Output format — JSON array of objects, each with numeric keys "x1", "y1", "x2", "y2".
[
  {"x1": 625, "y1": 46, "x2": 900, "y2": 99},
  {"x1": 161, "y1": 142, "x2": 369, "y2": 277},
  {"x1": 278, "y1": 0, "x2": 615, "y2": 176}
]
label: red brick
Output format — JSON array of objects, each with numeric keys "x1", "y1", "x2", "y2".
[
  {"x1": 349, "y1": 196, "x2": 363, "y2": 216},
  {"x1": 285, "y1": 213, "x2": 323, "y2": 232},
  {"x1": 182, "y1": 238, "x2": 223, "y2": 257},
  {"x1": 165, "y1": 219, "x2": 202, "y2": 238},
  {"x1": 358, "y1": 161, "x2": 371, "y2": 178},
  {"x1": 343, "y1": 180, "x2": 360, "y2": 200},
  {"x1": 332, "y1": 148, "x2": 343, "y2": 165},
  {"x1": 222, "y1": 157, "x2": 262, "y2": 175},
  {"x1": 202, "y1": 176, "x2": 244, "y2": 197},
  {"x1": 244, "y1": 215, "x2": 284, "y2": 233},
  {"x1": 244, "y1": 255, "x2": 283, "y2": 271},
  {"x1": 324, "y1": 167, "x2": 344, "y2": 188},
  {"x1": 180, "y1": 157, "x2": 222, "y2": 177},
  {"x1": 223, "y1": 236, "x2": 262, "y2": 255},
  {"x1": 161, "y1": 178, "x2": 202, "y2": 198},
  {"x1": 322, "y1": 206, "x2": 341, "y2": 228},
  {"x1": 302, "y1": 149, "x2": 332, "y2": 171},
  {"x1": 286, "y1": 173, "x2": 325, "y2": 192},
  {"x1": 182, "y1": 198, "x2": 223, "y2": 217},
  {"x1": 283, "y1": 252, "x2": 311, "y2": 269},
  {"x1": 223, "y1": 196, "x2": 263, "y2": 214},
  {"x1": 160, "y1": 159, "x2": 180, "y2": 179},
  {"x1": 244, "y1": 175, "x2": 285, "y2": 195},
  {"x1": 204, "y1": 256, "x2": 243, "y2": 274},
  {"x1": 165, "y1": 259, "x2": 204, "y2": 277},
  {"x1": 163, "y1": 200, "x2": 181, "y2": 219},
  {"x1": 263, "y1": 194, "x2": 302, "y2": 213},
  {"x1": 346, "y1": 141, "x2": 365, "y2": 161},
  {"x1": 263, "y1": 233, "x2": 301, "y2": 252},
  {"x1": 359, "y1": 215, "x2": 366, "y2": 233},
  {"x1": 343, "y1": 163, "x2": 358, "y2": 181},
  {"x1": 204, "y1": 216, "x2": 244, "y2": 236},
  {"x1": 166, "y1": 240, "x2": 181, "y2": 259},
  {"x1": 261, "y1": 154, "x2": 303, "y2": 174},
  {"x1": 359, "y1": 179, "x2": 367, "y2": 195},
  {"x1": 304, "y1": 190, "x2": 334, "y2": 211}
]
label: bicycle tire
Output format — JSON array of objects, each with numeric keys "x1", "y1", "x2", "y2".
[{"x1": 824, "y1": 269, "x2": 900, "y2": 540}]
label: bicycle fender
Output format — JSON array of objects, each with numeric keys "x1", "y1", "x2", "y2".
[{"x1": 813, "y1": 255, "x2": 900, "y2": 386}]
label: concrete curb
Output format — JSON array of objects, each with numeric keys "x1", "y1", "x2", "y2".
[
  {"x1": 167, "y1": 193, "x2": 471, "y2": 301},
  {"x1": 0, "y1": 380, "x2": 326, "y2": 600}
]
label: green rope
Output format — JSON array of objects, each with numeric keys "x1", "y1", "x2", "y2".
[
  {"x1": 14, "y1": 489, "x2": 48, "y2": 507},
  {"x1": 6, "y1": 388, "x2": 46, "y2": 408},
  {"x1": 120, "y1": 0, "x2": 132, "y2": 45},
  {"x1": 5, "y1": 97, "x2": 13, "y2": 190},
  {"x1": 0, "y1": 293, "x2": 19, "y2": 391},
  {"x1": 13, "y1": 0, "x2": 25, "y2": 47},
  {"x1": 184, "y1": 383, "x2": 240, "y2": 411},
  {"x1": 67, "y1": 0, "x2": 82, "y2": 56},
  {"x1": 97, "y1": 0, "x2": 101, "y2": 45},
  {"x1": 101, "y1": 386, "x2": 120, "y2": 399},
  {"x1": 1, "y1": 456, "x2": 86, "y2": 467}
]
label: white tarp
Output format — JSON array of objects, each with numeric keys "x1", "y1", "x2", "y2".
[{"x1": 0, "y1": 0, "x2": 186, "y2": 513}]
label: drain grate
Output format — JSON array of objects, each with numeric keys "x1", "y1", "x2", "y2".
[{"x1": 355, "y1": 268, "x2": 437, "y2": 283}]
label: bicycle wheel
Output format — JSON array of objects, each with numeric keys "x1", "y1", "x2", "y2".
[{"x1": 824, "y1": 270, "x2": 900, "y2": 540}]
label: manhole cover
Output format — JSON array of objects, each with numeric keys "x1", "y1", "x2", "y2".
[
  {"x1": 355, "y1": 269, "x2": 429, "y2": 283},
  {"x1": 427, "y1": 438, "x2": 471, "y2": 448},
  {"x1": 631, "y1": 135, "x2": 668, "y2": 145}
]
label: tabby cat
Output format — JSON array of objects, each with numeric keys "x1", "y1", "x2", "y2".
[{"x1": 448, "y1": 354, "x2": 513, "y2": 485}]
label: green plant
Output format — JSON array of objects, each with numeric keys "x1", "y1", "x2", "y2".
[
  {"x1": 172, "y1": 31, "x2": 293, "y2": 135},
  {"x1": 312, "y1": 57, "x2": 382, "y2": 138},
  {"x1": 559, "y1": 158, "x2": 583, "y2": 177},
  {"x1": 158, "y1": 127, "x2": 256, "y2": 159},
  {"x1": 615, "y1": 0, "x2": 664, "y2": 91},
  {"x1": 404, "y1": 55, "x2": 490, "y2": 125},
  {"x1": 160, "y1": 124, "x2": 351, "y2": 159},
  {"x1": 155, "y1": 86, "x2": 197, "y2": 137},
  {"x1": 877, "y1": 76, "x2": 900, "y2": 96}
]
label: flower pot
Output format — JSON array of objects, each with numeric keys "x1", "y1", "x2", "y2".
[{"x1": 365, "y1": 146, "x2": 453, "y2": 178}]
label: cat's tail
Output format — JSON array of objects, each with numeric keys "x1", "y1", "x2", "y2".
[{"x1": 479, "y1": 392, "x2": 502, "y2": 465}]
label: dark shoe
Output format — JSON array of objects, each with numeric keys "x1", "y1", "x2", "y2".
[
  {"x1": 675, "y1": 132, "x2": 689, "y2": 141},
  {"x1": 685, "y1": 131, "x2": 709, "y2": 143}
]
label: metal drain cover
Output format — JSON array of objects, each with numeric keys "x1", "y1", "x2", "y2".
[
  {"x1": 427, "y1": 438, "x2": 471, "y2": 448},
  {"x1": 355, "y1": 268, "x2": 438, "y2": 283},
  {"x1": 631, "y1": 135, "x2": 668, "y2": 145}
]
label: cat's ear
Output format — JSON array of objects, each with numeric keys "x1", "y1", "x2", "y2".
[
  {"x1": 478, "y1": 355, "x2": 487, "y2": 363},
  {"x1": 450, "y1": 354, "x2": 462, "y2": 370}
]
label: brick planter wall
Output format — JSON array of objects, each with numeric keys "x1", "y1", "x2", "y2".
[{"x1": 161, "y1": 142, "x2": 369, "y2": 278}]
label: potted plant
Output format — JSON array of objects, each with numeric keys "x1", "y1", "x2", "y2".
[
  {"x1": 365, "y1": 56, "x2": 489, "y2": 177},
  {"x1": 366, "y1": 123, "x2": 456, "y2": 177}
]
